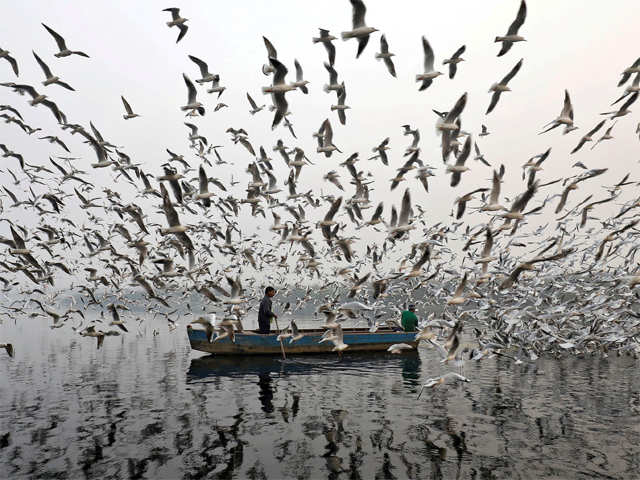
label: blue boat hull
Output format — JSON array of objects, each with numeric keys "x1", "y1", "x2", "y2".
[{"x1": 186, "y1": 326, "x2": 418, "y2": 355}]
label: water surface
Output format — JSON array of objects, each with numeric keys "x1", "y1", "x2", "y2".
[{"x1": 0, "y1": 318, "x2": 639, "y2": 479}]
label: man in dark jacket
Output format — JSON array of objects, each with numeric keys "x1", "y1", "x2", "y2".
[{"x1": 258, "y1": 286, "x2": 277, "y2": 334}]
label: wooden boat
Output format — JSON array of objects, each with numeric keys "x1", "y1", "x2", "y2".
[{"x1": 186, "y1": 325, "x2": 418, "y2": 355}]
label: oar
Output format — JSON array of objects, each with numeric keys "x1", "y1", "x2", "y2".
[{"x1": 274, "y1": 316, "x2": 286, "y2": 360}]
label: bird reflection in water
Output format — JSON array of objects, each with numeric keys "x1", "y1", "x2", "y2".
[
  {"x1": 400, "y1": 352, "x2": 421, "y2": 390},
  {"x1": 257, "y1": 372, "x2": 274, "y2": 414}
]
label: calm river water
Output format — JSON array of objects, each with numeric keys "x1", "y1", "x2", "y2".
[{"x1": 0, "y1": 317, "x2": 639, "y2": 479}]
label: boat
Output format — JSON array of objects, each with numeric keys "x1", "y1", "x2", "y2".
[{"x1": 186, "y1": 325, "x2": 418, "y2": 355}]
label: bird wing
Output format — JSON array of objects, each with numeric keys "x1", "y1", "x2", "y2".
[
  {"x1": 481, "y1": 228, "x2": 494, "y2": 257},
  {"x1": 398, "y1": 188, "x2": 412, "y2": 225},
  {"x1": 176, "y1": 24, "x2": 188, "y2": 43},
  {"x1": 42, "y1": 23, "x2": 67, "y2": 50},
  {"x1": 188, "y1": 55, "x2": 209, "y2": 77},
  {"x1": 384, "y1": 57, "x2": 396, "y2": 77},
  {"x1": 507, "y1": 0, "x2": 527, "y2": 35},
  {"x1": 121, "y1": 96, "x2": 133, "y2": 114},
  {"x1": 294, "y1": 59, "x2": 303, "y2": 81},
  {"x1": 32, "y1": 51, "x2": 52, "y2": 78},
  {"x1": 453, "y1": 272, "x2": 468, "y2": 297},
  {"x1": 455, "y1": 136, "x2": 472, "y2": 167},
  {"x1": 246, "y1": 92, "x2": 258, "y2": 109},
  {"x1": 422, "y1": 36, "x2": 435, "y2": 72},
  {"x1": 183, "y1": 74, "x2": 197, "y2": 103},
  {"x1": 452, "y1": 44, "x2": 466, "y2": 59},
  {"x1": 501, "y1": 58, "x2": 523, "y2": 85},
  {"x1": 351, "y1": 0, "x2": 367, "y2": 28},
  {"x1": 489, "y1": 170, "x2": 501, "y2": 204},
  {"x1": 325, "y1": 196, "x2": 343, "y2": 221},
  {"x1": 263, "y1": 36, "x2": 278, "y2": 58},
  {"x1": 380, "y1": 35, "x2": 389, "y2": 54},
  {"x1": 325, "y1": 62, "x2": 338, "y2": 84},
  {"x1": 620, "y1": 91, "x2": 639, "y2": 112},
  {"x1": 198, "y1": 165, "x2": 208, "y2": 193},
  {"x1": 270, "y1": 57, "x2": 288, "y2": 85}
]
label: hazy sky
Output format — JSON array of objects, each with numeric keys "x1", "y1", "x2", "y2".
[{"x1": 1, "y1": 0, "x2": 640, "y2": 287}]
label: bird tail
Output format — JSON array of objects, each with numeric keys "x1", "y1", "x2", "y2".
[
  {"x1": 323, "y1": 84, "x2": 330, "y2": 93},
  {"x1": 341, "y1": 31, "x2": 352, "y2": 40},
  {"x1": 312, "y1": 37, "x2": 320, "y2": 43},
  {"x1": 494, "y1": 36, "x2": 503, "y2": 42},
  {"x1": 261, "y1": 86, "x2": 272, "y2": 95}
]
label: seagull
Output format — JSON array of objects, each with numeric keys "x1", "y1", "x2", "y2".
[
  {"x1": 163, "y1": 8, "x2": 188, "y2": 43},
  {"x1": 188, "y1": 55, "x2": 217, "y2": 84},
  {"x1": 480, "y1": 170, "x2": 506, "y2": 212},
  {"x1": 32, "y1": 51, "x2": 74, "y2": 90},
  {"x1": 570, "y1": 120, "x2": 605, "y2": 154},
  {"x1": 473, "y1": 143, "x2": 491, "y2": 167},
  {"x1": 292, "y1": 59, "x2": 309, "y2": 94},
  {"x1": 204, "y1": 75, "x2": 225, "y2": 97},
  {"x1": 323, "y1": 62, "x2": 342, "y2": 93},
  {"x1": 447, "y1": 135, "x2": 472, "y2": 187},
  {"x1": 416, "y1": 36, "x2": 442, "y2": 91},
  {"x1": 317, "y1": 118, "x2": 338, "y2": 157},
  {"x1": 313, "y1": 28, "x2": 337, "y2": 66},
  {"x1": 388, "y1": 343, "x2": 414, "y2": 354},
  {"x1": 0, "y1": 47, "x2": 19, "y2": 76},
  {"x1": 41, "y1": 23, "x2": 90, "y2": 58},
  {"x1": 262, "y1": 58, "x2": 295, "y2": 129},
  {"x1": 486, "y1": 58, "x2": 523, "y2": 114},
  {"x1": 454, "y1": 187, "x2": 488, "y2": 219},
  {"x1": 180, "y1": 73, "x2": 204, "y2": 116},
  {"x1": 479, "y1": 124, "x2": 490, "y2": 137},
  {"x1": 591, "y1": 122, "x2": 616, "y2": 150},
  {"x1": 447, "y1": 272, "x2": 468, "y2": 305},
  {"x1": 121, "y1": 96, "x2": 140, "y2": 120},
  {"x1": 246, "y1": 93, "x2": 264, "y2": 115},
  {"x1": 341, "y1": 0, "x2": 378, "y2": 58},
  {"x1": 388, "y1": 188, "x2": 414, "y2": 239},
  {"x1": 540, "y1": 89, "x2": 574, "y2": 134},
  {"x1": 417, "y1": 372, "x2": 470, "y2": 398},
  {"x1": 443, "y1": 45, "x2": 466, "y2": 79},
  {"x1": 191, "y1": 316, "x2": 215, "y2": 343},
  {"x1": 495, "y1": 0, "x2": 527, "y2": 56},
  {"x1": 370, "y1": 137, "x2": 390, "y2": 166},
  {"x1": 375, "y1": 35, "x2": 396, "y2": 78},
  {"x1": 195, "y1": 165, "x2": 215, "y2": 207},
  {"x1": 331, "y1": 83, "x2": 349, "y2": 125}
]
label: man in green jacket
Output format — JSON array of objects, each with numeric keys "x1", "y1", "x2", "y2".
[{"x1": 401, "y1": 305, "x2": 418, "y2": 332}]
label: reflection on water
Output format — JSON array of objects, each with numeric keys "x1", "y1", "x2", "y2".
[{"x1": 0, "y1": 320, "x2": 639, "y2": 479}]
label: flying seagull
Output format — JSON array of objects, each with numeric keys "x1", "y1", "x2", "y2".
[
  {"x1": 495, "y1": 0, "x2": 527, "y2": 57},
  {"x1": 32, "y1": 51, "x2": 75, "y2": 90},
  {"x1": 443, "y1": 45, "x2": 466, "y2": 79},
  {"x1": 341, "y1": 0, "x2": 378, "y2": 58},
  {"x1": 181, "y1": 74, "x2": 204, "y2": 116},
  {"x1": 486, "y1": 58, "x2": 523, "y2": 114},
  {"x1": 42, "y1": 23, "x2": 90, "y2": 57},
  {"x1": 375, "y1": 35, "x2": 396, "y2": 78},
  {"x1": 416, "y1": 37, "x2": 442, "y2": 91},
  {"x1": 0, "y1": 47, "x2": 19, "y2": 76},
  {"x1": 313, "y1": 29, "x2": 337, "y2": 66},
  {"x1": 163, "y1": 8, "x2": 188, "y2": 43},
  {"x1": 121, "y1": 96, "x2": 140, "y2": 120}
]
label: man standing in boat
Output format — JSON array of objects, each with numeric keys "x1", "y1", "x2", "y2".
[
  {"x1": 401, "y1": 304, "x2": 418, "y2": 332},
  {"x1": 258, "y1": 286, "x2": 278, "y2": 334}
]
